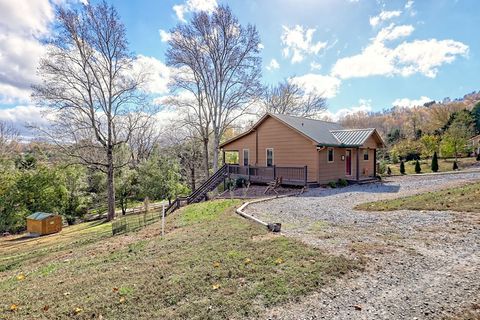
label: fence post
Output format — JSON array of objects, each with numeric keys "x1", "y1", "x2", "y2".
[{"x1": 304, "y1": 165, "x2": 308, "y2": 186}]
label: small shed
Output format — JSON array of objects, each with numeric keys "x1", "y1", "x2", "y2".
[{"x1": 26, "y1": 212, "x2": 63, "y2": 236}]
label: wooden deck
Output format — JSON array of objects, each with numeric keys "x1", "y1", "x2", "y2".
[{"x1": 227, "y1": 164, "x2": 308, "y2": 186}]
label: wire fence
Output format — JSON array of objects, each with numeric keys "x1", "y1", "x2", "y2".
[{"x1": 111, "y1": 209, "x2": 164, "y2": 236}]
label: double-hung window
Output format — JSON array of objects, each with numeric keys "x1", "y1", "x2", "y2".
[
  {"x1": 327, "y1": 148, "x2": 334, "y2": 162},
  {"x1": 266, "y1": 148, "x2": 274, "y2": 167},
  {"x1": 243, "y1": 149, "x2": 249, "y2": 166}
]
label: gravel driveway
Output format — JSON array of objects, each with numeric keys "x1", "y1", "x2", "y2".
[{"x1": 246, "y1": 171, "x2": 480, "y2": 320}]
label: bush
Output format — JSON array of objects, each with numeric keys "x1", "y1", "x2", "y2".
[
  {"x1": 235, "y1": 177, "x2": 247, "y2": 188},
  {"x1": 327, "y1": 181, "x2": 337, "y2": 188},
  {"x1": 400, "y1": 161, "x2": 405, "y2": 175},
  {"x1": 431, "y1": 152, "x2": 439, "y2": 172},
  {"x1": 476, "y1": 153, "x2": 480, "y2": 161},
  {"x1": 337, "y1": 179, "x2": 348, "y2": 187},
  {"x1": 415, "y1": 160, "x2": 421, "y2": 174},
  {"x1": 387, "y1": 167, "x2": 392, "y2": 175},
  {"x1": 453, "y1": 161, "x2": 459, "y2": 170}
]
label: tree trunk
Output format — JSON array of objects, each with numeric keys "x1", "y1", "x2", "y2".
[
  {"x1": 106, "y1": 147, "x2": 116, "y2": 221},
  {"x1": 203, "y1": 138, "x2": 210, "y2": 179},
  {"x1": 190, "y1": 166, "x2": 196, "y2": 192},
  {"x1": 212, "y1": 135, "x2": 220, "y2": 173}
]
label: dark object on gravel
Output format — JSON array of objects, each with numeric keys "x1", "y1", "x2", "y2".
[
  {"x1": 453, "y1": 161, "x2": 459, "y2": 170},
  {"x1": 267, "y1": 223, "x2": 282, "y2": 232}
]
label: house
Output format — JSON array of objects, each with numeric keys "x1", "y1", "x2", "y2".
[
  {"x1": 26, "y1": 212, "x2": 63, "y2": 236},
  {"x1": 468, "y1": 134, "x2": 480, "y2": 155},
  {"x1": 219, "y1": 113, "x2": 385, "y2": 186}
]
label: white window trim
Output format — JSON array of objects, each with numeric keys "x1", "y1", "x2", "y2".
[
  {"x1": 266, "y1": 148, "x2": 274, "y2": 167},
  {"x1": 327, "y1": 148, "x2": 334, "y2": 163},
  {"x1": 243, "y1": 149, "x2": 249, "y2": 166},
  {"x1": 363, "y1": 149, "x2": 369, "y2": 162}
]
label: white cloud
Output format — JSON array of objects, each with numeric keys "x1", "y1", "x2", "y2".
[
  {"x1": 392, "y1": 96, "x2": 433, "y2": 108},
  {"x1": 310, "y1": 61, "x2": 322, "y2": 70},
  {"x1": 258, "y1": 43, "x2": 265, "y2": 50},
  {"x1": 133, "y1": 55, "x2": 171, "y2": 95},
  {"x1": 375, "y1": 23, "x2": 414, "y2": 42},
  {"x1": 323, "y1": 99, "x2": 372, "y2": 121},
  {"x1": 159, "y1": 29, "x2": 171, "y2": 42},
  {"x1": 173, "y1": 0, "x2": 218, "y2": 22},
  {"x1": 0, "y1": 105, "x2": 52, "y2": 137},
  {"x1": 405, "y1": 0, "x2": 414, "y2": 9},
  {"x1": 289, "y1": 74, "x2": 341, "y2": 99},
  {"x1": 331, "y1": 24, "x2": 468, "y2": 79},
  {"x1": 281, "y1": 25, "x2": 327, "y2": 64},
  {"x1": 369, "y1": 10, "x2": 402, "y2": 27},
  {"x1": 266, "y1": 58, "x2": 280, "y2": 71}
]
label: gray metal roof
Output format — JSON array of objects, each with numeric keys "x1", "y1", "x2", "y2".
[
  {"x1": 27, "y1": 212, "x2": 54, "y2": 220},
  {"x1": 271, "y1": 114, "x2": 344, "y2": 145},
  {"x1": 330, "y1": 128, "x2": 376, "y2": 146}
]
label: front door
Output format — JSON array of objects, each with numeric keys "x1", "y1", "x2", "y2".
[{"x1": 345, "y1": 150, "x2": 352, "y2": 176}]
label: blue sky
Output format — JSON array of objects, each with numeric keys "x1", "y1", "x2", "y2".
[{"x1": 0, "y1": 0, "x2": 478, "y2": 129}]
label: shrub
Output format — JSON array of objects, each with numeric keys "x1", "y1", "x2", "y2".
[
  {"x1": 235, "y1": 177, "x2": 247, "y2": 188},
  {"x1": 337, "y1": 179, "x2": 348, "y2": 187},
  {"x1": 327, "y1": 181, "x2": 337, "y2": 188},
  {"x1": 453, "y1": 161, "x2": 459, "y2": 170},
  {"x1": 400, "y1": 161, "x2": 405, "y2": 175},
  {"x1": 431, "y1": 152, "x2": 439, "y2": 172},
  {"x1": 415, "y1": 160, "x2": 421, "y2": 174},
  {"x1": 387, "y1": 167, "x2": 392, "y2": 175},
  {"x1": 476, "y1": 153, "x2": 480, "y2": 161}
]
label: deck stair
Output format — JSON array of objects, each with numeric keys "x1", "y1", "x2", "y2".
[{"x1": 164, "y1": 164, "x2": 228, "y2": 215}]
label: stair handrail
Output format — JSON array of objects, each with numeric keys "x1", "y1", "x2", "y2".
[{"x1": 187, "y1": 164, "x2": 228, "y2": 203}]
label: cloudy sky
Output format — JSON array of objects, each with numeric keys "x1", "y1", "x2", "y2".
[{"x1": 0, "y1": 0, "x2": 478, "y2": 132}]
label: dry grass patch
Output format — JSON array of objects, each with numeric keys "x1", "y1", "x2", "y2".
[
  {"x1": 356, "y1": 182, "x2": 480, "y2": 212},
  {"x1": 0, "y1": 200, "x2": 360, "y2": 319}
]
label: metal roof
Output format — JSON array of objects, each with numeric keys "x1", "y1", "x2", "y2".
[
  {"x1": 271, "y1": 114, "x2": 344, "y2": 145},
  {"x1": 330, "y1": 128, "x2": 377, "y2": 146},
  {"x1": 27, "y1": 212, "x2": 54, "y2": 220}
]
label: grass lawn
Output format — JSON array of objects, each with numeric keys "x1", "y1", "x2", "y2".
[
  {"x1": 384, "y1": 157, "x2": 478, "y2": 176},
  {"x1": 356, "y1": 182, "x2": 480, "y2": 212},
  {"x1": 0, "y1": 200, "x2": 359, "y2": 319}
]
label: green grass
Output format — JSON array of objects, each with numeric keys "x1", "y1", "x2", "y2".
[
  {"x1": 384, "y1": 157, "x2": 478, "y2": 176},
  {"x1": 356, "y1": 182, "x2": 480, "y2": 212},
  {"x1": 0, "y1": 200, "x2": 359, "y2": 319}
]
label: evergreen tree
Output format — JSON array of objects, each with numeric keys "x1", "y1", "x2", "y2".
[
  {"x1": 415, "y1": 160, "x2": 421, "y2": 174},
  {"x1": 431, "y1": 152, "x2": 439, "y2": 172},
  {"x1": 400, "y1": 161, "x2": 406, "y2": 175}
]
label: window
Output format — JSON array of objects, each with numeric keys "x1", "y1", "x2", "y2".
[
  {"x1": 266, "y1": 148, "x2": 274, "y2": 167},
  {"x1": 243, "y1": 149, "x2": 249, "y2": 166},
  {"x1": 363, "y1": 149, "x2": 369, "y2": 161},
  {"x1": 327, "y1": 148, "x2": 334, "y2": 162}
]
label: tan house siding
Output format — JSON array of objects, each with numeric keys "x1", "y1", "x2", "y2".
[
  {"x1": 222, "y1": 131, "x2": 256, "y2": 165},
  {"x1": 256, "y1": 117, "x2": 318, "y2": 182}
]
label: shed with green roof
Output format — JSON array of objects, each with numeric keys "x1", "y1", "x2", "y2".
[{"x1": 27, "y1": 212, "x2": 62, "y2": 235}]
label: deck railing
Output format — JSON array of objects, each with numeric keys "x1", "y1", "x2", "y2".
[{"x1": 227, "y1": 164, "x2": 307, "y2": 186}]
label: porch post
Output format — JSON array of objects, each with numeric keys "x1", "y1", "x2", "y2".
[
  {"x1": 247, "y1": 164, "x2": 250, "y2": 181},
  {"x1": 356, "y1": 148, "x2": 360, "y2": 181},
  {"x1": 222, "y1": 150, "x2": 225, "y2": 164},
  {"x1": 273, "y1": 165, "x2": 277, "y2": 180},
  {"x1": 373, "y1": 149, "x2": 377, "y2": 177}
]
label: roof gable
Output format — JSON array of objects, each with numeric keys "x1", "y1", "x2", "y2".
[{"x1": 220, "y1": 113, "x2": 385, "y2": 148}]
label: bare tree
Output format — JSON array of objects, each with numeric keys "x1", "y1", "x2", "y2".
[
  {"x1": 0, "y1": 121, "x2": 20, "y2": 160},
  {"x1": 263, "y1": 80, "x2": 327, "y2": 118},
  {"x1": 166, "y1": 5, "x2": 262, "y2": 174},
  {"x1": 33, "y1": 1, "x2": 149, "y2": 221}
]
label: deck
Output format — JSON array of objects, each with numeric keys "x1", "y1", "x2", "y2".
[{"x1": 226, "y1": 164, "x2": 308, "y2": 186}]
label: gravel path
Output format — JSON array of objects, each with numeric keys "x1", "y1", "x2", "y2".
[{"x1": 246, "y1": 170, "x2": 480, "y2": 320}]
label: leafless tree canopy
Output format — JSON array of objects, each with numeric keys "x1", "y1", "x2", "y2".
[
  {"x1": 166, "y1": 5, "x2": 262, "y2": 174},
  {"x1": 32, "y1": 1, "x2": 150, "y2": 220},
  {"x1": 263, "y1": 80, "x2": 327, "y2": 118},
  {"x1": 0, "y1": 121, "x2": 20, "y2": 159}
]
